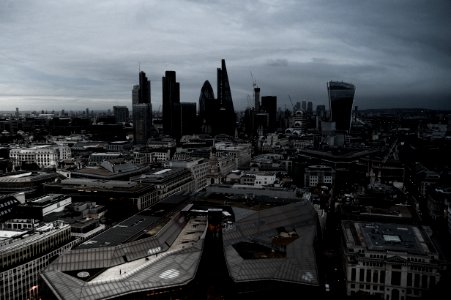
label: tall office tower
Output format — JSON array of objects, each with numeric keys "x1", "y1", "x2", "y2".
[
  {"x1": 216, "y1": 59, "x2": 236, "y2": 136},
  {"x1": 307, "y1": 101, "x2": 313, "y2": 114},
  {"x1": 132, "y1": 85, "x2": 139, "y2": 104},
  {"x1": 302, "y1": 100, "x2": 307, "y2": 111},
  {"x1": 181, "y1": 102, "x2": 197, "y2": 135},
  {"x1": 261, "y1": 96, "x2": 277, "y2": 132},
  {"x1": 113, "y1": 106, "x2": 129, "y2": 123},
  {"x1": 198, "y1": 80, "x2": 217, "y2": 134},
  {"x1": 327, "y1": 81, "x2": 356, "y2": 132},
  {"x1": 254, "y1": 86, "x2": 260, "y2": 112},
  {"x1": 138, "y1": 71, "x2": 151, "y2": 104},
  {"x1": 132, "y1": 71, "x2": 152, "y2": 144},
  {"x1": 162, "y1": 70, "x2": 181, "y2": 139}
]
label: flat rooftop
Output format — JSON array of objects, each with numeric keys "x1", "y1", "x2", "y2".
[{"x1": 343, "y1": 221, "x2": 436, "y2": 256}]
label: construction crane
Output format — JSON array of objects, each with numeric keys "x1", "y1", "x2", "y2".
[{"x1": 250, "y1": 71, "x2": 257, "y2": 89}]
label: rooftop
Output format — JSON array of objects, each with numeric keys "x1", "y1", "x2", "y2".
[
  {"x1": 343, "y1": 221, "x2": 436, "y2": 256},
  {"x1": 223, "y1": 201, "x2": 319, "y2": 286}
]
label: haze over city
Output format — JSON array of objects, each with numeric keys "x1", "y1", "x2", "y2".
[{"x1": 1, "y1": 0, "x2": 451, "y2": 111}]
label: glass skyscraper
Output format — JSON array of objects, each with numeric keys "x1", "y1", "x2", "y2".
[
  {"x1": 132, "y1": 71, "x2": 152, "y2": 144},
  {"x1": 327, "y1": 81, "x2": 356, "y2": 132},
  {"x1": 216, "y1": 59, "x2": 236, "y2": 136},
  {"x1": 162, "y1": 70, "x2": 181, "y2": 139}
]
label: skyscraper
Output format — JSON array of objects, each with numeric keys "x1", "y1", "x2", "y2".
[
  {"x1": 327, "y1": 81, "x2": 356, "y2": 132},
  {"x1": 216, "y1": 59, "x2": 236, "y2": 136},
  {"x1": 138, "y1": 71, "x2": 151, "y2": 104},
  {"x1": 254, "y1": 86, "x2": 260, "y2": 112},
  {"x1": 261, "y1": 96, "x2": 277, "y2": 132},
  {"x1": 162, "y1": 70, "x2": 181, "y2": 139},
  {"x1": 198, "y1": 80, "x2": 216, "y2": 134},
  {"x1": 132, "y1": 71, "x2": 152, "y2": 144}
]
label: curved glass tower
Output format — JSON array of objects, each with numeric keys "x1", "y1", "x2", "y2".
[
  {"x1": 198, "y1": 80, "x2": 217, "y2": 134},
  {"x1": 327, "y1": 81, "x2": 356, "y2": 132}
]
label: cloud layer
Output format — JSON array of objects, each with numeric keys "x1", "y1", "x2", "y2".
[{"x1": 1, "y1": 0, "x2": 450, "y2": 111}]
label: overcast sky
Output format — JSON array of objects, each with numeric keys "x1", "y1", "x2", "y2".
[{"x1": 1, "y1": 0, "x2": 450, "y2": 112}]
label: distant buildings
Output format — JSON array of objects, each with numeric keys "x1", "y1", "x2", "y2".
[
  {"x1": 327, "y1": 81, "x2": 356, "y2": 132},
  {"x1": 198, "y1": 80, "x2": 216, "y2": 135},
  {"x1": 162, "y1": 70, "x2": 181, "y2": 139},
  {"x1": 261, "y1": 96, "x2": 277, "y2": 132},
  {"x1": 113, "y1": 105, "x2": 129, "y2": 123},
  {"x1": 198, "y1": 59, "x2": 236, "y2": 136},
  {"x1": 132, "y1": 71, "x2": 152, "y2": 144}
]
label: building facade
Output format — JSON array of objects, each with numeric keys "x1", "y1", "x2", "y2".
[
  {"x1": 327, "y1": 81, "x2": 355, "y2": 132},
  {"x1": 10, "y1": 145, "x2": 71, "y2": 168},
  {"x1": 162, "y1": 70, "x2": 181, "y2": 139},
  {"x1": 132, "y1": 71, "x2": 152, "y2": 144},
  {"x1": 0, "y1": 221, "x2": 76, "y2": 300},
  {"x1": 342, "y1": 221, "x2": 444, "y2": 299}
]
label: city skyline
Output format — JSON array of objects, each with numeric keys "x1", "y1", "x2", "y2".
[{"x1": 1, "y1": 0, "x2": 451, "y2": 111}]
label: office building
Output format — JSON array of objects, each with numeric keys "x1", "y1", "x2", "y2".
[
  {"x1": 342, "y1": 221, "x2": 444, "y2": 299},
  {"x1": 132, "y1": 71, "x2": 152, "y2": 144},
  {"x1": 131, "y1": 168, "x2": 195, "y2": 201},
  {"x1": 261, "y1": 96, "x2": 277, "y2": 132},
  {"x1": 198, "y1": 80, "x2": 217, "y2": 134},
  {"x1": 327, "y1": 81, "x2": 355, "y2": 132},
  {"x1": 216, "y1": 59, "x2": 236, "y2": 136},
  {"x1": 304, "y1": 165, "x2": 336, "y2": 187},
  {"x1": 9, "y1": 145, "x2": 71, "y2": 168},
  {"x1": 163, "y1": 70, "x2": 181, "y2": 139},
  {"x1": 0, "y1": 220, "x2": 76, "y2": 300}
]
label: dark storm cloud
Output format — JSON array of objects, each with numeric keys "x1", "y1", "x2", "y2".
[{"x1": 0, "y1": 0, "x2": 450, "y2": 111}]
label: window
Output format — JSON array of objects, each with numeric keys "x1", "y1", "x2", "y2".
[
  {"x1": 407, "y1": 273, "x2": 412, "y2": 287},
  {"x1": 391, "y1": 271, "x2": 401, "y2": 286},
  {"x1": 414, "y1": 274, "x2": 420, "y2": 288},
  {"x1": 351, "y1": 268, "x2": 356, "y2": 281}
]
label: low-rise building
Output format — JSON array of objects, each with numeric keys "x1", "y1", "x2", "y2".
[
  {"x1": 9, "y1": 144, "x2": 71, "y2": 168},
  {"x1": 43, "y1": 178, "x2": 158, "y2": 211},
  {"x1": 214, "y1": 142, "x2": 252, "y2": 168},
  {"x1": 0, "y1": 220, "x2": 76, "y2": 300},
  {"x1": 131, "y1": 168, "x2": 195, "y2": 201},
  {"x1": 341, "y1": 220, "x2": 444, "y2": 299},
  {"x1": 16, "y1": 194, "x2": 72, "y2": 220},
  {"x1": 0, "y1": 171, "x2": 59, "y2": 195},
  {"x1": 165, "y1": 158, "x2": 209, "y2": 190},
  {"x1": 304, "y1": 165, "x2": 335, "y2": 187}
]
